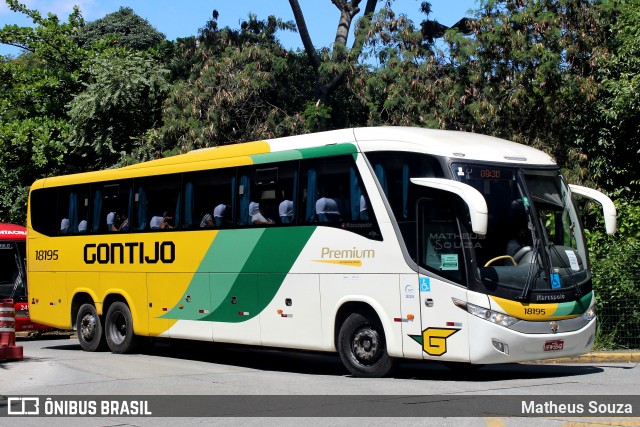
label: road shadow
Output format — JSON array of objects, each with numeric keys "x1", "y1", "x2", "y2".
[
  {"x1": 143, "y1": 339, "x2": 606, "y2": 380},
  {"x1": 16, "y1": 331, "x2": 74, "y2": 341},
  {"x1": 37, "y1": 337, "x2": 607, "y2": 380}
]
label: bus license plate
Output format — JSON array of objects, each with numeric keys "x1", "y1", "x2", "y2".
[{"x1": 543, "y1": 340, "x2": 564, "y2": 351}]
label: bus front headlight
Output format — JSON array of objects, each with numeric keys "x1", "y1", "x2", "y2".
[
  {"x1": 453, "y1": 298, "x2": 520, "y2": 327},
  {"x1": 581, "y1": 305, "x2": 596, "y2": 321}
]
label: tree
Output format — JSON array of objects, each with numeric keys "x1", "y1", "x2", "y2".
[
  {"x1": 588, "y1": 0, "x2": 640, "y2": 192},
  {"x1": 0, "y1": 1, "x2": 86, "y2": 223},
  {"x1": 0, "y1": 0, "x2": 86, "y2": 67},
  {"x1": 143, "y1": 13, "x2": 311, "y2": 156},
  {"x1": 289, "y1": 0, "x2": 382, "y2": 112},
  {"x1": 0, "y1": 2, "x2": 172, "y2": 222},
  {"x1": 75, "y1": 7, "x2": 165, "y2": 50},
  {"x1": 67, "y1": 47, "x2": 170, "y2": 169},
  {"x1": 432, "y1": 0, "x2": 611, "y2": 186}
]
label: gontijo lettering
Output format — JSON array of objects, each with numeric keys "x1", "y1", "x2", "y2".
[{"x1": 84, "y1": 241, "x2": 175, "y2": 264}]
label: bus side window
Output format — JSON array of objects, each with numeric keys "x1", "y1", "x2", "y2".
[
  {"x1": 184, "y1": 168, "x2": 236, "y2": 230},
  {"x1": 301, "y1": 157, "x2": 349, "y2": 223},
  {"x1": 300, "y1": 155, "x2": 381, "y2": 240},
  {"x1": 236, "y1": 161, "x2": 298, "y2": 228},
  {"x1": 134, "y1": 174, "x2": 181, "y2": 232},
  {"x1": 30, "y1": 188, "x2": 59, "y2": 237},
  {"x1": 92, "y1": 180, "x2": 133, "y2": 233}
]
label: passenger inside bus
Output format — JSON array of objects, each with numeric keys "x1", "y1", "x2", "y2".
[
  {"x1": 60, "y1": 218, "x2": 70, "y2": 234},
  {"x1": 214, "y1": 203, "x2": 230, "y2": 227},
  {"x1": 110, "y1": 213, "x2": 127, "y2": 232},
  {"x1": 316, "y1": 196, "x2": 341, "y2": 222},
  {"x1": 150, "y1": 211, "x2": 173, "y2": 230},
  {"x1": 200, "y1": 212, "x2": 214, "y2": 228},
  {"x1": 359, "y1": 195, "x2": 369, "y2": 220},
  {"x1": 106, "y1": 211, "x2": 116, "y2": 230},
  {"x1": 252, "y1": 203, "x2": 274, "y2": 225},
  {"x1": 279, "y1": 199, "x2": 293, "y2": 223}
]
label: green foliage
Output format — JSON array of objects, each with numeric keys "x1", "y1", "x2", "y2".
[
  {"x1": 586, "y1": 194, "x2": 640, "y2": 300},
  {"x1": 158, "y1": 43, "x2": 309, "y2": 152},
  {"x1": 0, "y1": 0, "x2": 86, "y2": 71},
  {"x1": 67, "y1": 47, "x2": 170, "y2": 169},
  {"x1": 0, "y1": 0, "x2": 87, "y2": 223},
  {"x1": 438, "y1": 0, "x2": 611, "y2": 186},
  {"x1": 303, "y1": 101, "x2": 332, "y2": 132},
  {"x1": 0, "y1": 117, "x2": 69, "y2": 223},
  {"x1": 584, "y1": 193, "x2": 640, "y2": 348},
  {"x1": 588, "y1": 0, "x2": 640, "y2": 191},
  {"x1": 153, "y1": 14, "x2": 311, "y2": 153},
  {"x1": 75, "y1": 7, "x2": 165, "y2": 50}
]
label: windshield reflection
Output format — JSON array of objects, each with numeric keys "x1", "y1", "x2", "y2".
[{"x1": 452, "y1": 163, "x2": 589, "y2": 300}]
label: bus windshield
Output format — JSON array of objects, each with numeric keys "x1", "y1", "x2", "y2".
[
  {"x1": 0, "y1": 241, "x2": 27, "y2": 301},
  {"x1": 452, "y1": 163, "x2": 590, "y2": 301}
]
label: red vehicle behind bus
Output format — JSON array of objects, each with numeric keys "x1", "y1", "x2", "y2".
[{"x1": 0, "y1": 223, "x2": 51, "y2": 332}]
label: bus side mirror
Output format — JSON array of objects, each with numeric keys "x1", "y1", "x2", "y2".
[
  {"x1": 410, "y1": 178, "x2": 488, "y2": 235},
  {"x1": 568, "y1": 184, "x2": 617, "y2": 235}
]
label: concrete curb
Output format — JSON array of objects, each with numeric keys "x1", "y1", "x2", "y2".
[{"x1": 531, "y1": 351, "x2": 640, "y2": 364}]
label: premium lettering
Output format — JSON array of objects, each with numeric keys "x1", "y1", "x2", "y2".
[
  {"x1": 84, "y1": 241, "x2": 175, "y2": 264},
  {"x1": 321, "y1": 247, "x2": 375, "y2": 259}
]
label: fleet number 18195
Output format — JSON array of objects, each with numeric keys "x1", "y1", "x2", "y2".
[{"x1": 35, "y1": 249, "x2": 59, "y2": 261}]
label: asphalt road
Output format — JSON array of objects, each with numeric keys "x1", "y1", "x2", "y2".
[{"x1": 1, "y1": 336, "x2": 639, "y2": 426}]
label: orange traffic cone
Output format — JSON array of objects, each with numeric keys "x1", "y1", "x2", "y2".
[{"x1": 0, "y1": 298, "x2": 23, "y2": 361}]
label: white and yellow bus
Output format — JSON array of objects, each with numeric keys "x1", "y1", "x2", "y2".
[{"x1": 27, "y1": 127, "x2": 616, "y2": 377}]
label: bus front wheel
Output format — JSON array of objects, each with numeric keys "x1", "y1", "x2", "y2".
[
  {"x1": 76, "y1": 303, "x2": 107, "y2": 352},
  {"x1": 337, "y1": 311, "x2": 396, "y2": 378},
  {"x1": 105, "y1": 301, "x2": 139, "y2": 354}
]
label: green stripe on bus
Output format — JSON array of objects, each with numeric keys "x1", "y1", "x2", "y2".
[
  {"x1": 552, "y1": 291, "x2": 593, "y2": 317},
  {"x1": 297, "y1": 143, "x2": 357, "y2": 159},
  {"x1": 250, "y1": 143, "x2": 358, "y2": 165},
  {"x1": 165, "y1": 227, "x2": 316, "y2": 323},
  {"x1": 161, "y1": 230, "x2": 264, "y2": 321},
  {"x1": 251, "y1": 151, "x2": 303, "y2": 164}
]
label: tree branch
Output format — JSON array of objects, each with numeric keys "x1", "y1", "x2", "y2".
[
  {"x1": 288, "y1": 0, "x2": 321, "y2": 70},
  {"x1": 350, "y1": 0, "x2": 377, "y2": 58}
]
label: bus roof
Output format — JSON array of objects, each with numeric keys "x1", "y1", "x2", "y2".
[
  {"x1": 0, "y1": 223, "x2": 27, "y2": 241},
  {"x1": 32, "y1": 127, "x2": 556, "y2": 188}
]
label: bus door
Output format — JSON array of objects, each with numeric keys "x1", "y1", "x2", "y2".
[{"x1": 414, "y1": 198, "x2": 471, "y2": 362}]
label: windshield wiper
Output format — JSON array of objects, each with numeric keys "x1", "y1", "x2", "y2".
[{"x1": 516, "y1": 240, "x2": 540, "y2": 301}]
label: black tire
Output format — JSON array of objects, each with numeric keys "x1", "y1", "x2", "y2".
[
  {"x1": 76, "y1": 303, "x2": 107, "y2": 352},
  {"x1": 337, "y1": 311, "x2": 397, "y2": 378},
  {"x1": 104, "y1": 301, "x2": 140, "y2": 354}
]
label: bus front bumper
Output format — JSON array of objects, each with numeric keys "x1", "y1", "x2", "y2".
[{"x1": 467, "y1": 315, "x2": 596, "y2": 364}]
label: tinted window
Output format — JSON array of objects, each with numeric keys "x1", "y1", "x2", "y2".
[
  {"x1": 300, "y1": 155, "x2": 381, "y2": 240},
  {"x1": 133, "y1": 174, "x2": 181, "y2": 232},
  {"x1": 237, "y1": 162, "x2": 297, "y2": 227},
  {"x1": 30, "y1": 188, "x2": 58, "y2": 236},
  {"x1": 183, "y1": 168, "x2": 235, "y2": 229},
  {"x1": 91, "y1": 180, "x2": 133, "y2": 233}
]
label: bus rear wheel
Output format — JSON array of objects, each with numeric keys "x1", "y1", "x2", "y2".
[
  {"x1": 338, "y1": 311, "x2": 396, "y2": 378},
  {"x1": 76, "y1": 303, "x2": 107, "y2": 352},
  {"x1": 105, "y1": 301, "x2": 139, "y2": 354}
]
